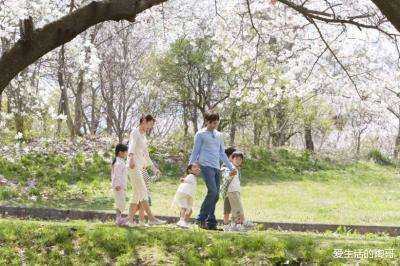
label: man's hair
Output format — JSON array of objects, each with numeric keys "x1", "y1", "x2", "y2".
[
  {"x1": 204, "y1": 112, "x2": 220, "y2": 123},
  {"x1": 225, "y1": 147, "x2": 237, "y2": 158},
  {"x1": 140, "y1": 114, "x2": 155, "y2": 124}
]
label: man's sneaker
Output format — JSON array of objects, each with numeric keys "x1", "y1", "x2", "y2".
[
  {"x1": 177, "y1": 220, "x2": 189, "y2": 229},
  {"x1": 148, "y1": 218, "x2": 167, "y2": 226},
  {"x1": 206, "y1": 224, "x2": 219, "y2": 231},
  {"x1": 196, "y1": 220, "x2": 208, "y2": 229}
]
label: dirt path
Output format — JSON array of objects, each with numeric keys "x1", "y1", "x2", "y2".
[{"x1": 1, "y1": 205, "x2": 399, "y2": 236}]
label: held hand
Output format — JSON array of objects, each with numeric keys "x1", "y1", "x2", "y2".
[
  {"x1": 180, "y1": 176, "x2": 185, "y2": 183},
  {"x1": 153, "y1": 166, "x2": 161, "y2": 176},
  {"x1": 230, "y1": 169, "x2": 237, "y2": 177},
  {"x1": 129, "y1": 158, "x2": 135, "y2": 169},
  {"x1": 115, "y1": 186, "x2": 121, "y2": 191}
]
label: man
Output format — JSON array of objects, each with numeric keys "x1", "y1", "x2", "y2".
[{"x1": 189, "y1": 112, "x2": 236, "y2": 230}]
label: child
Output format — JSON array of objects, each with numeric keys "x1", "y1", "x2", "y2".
[
  {"x1": 222, "y1": 147, "x2": 237, "y2": 224},
  {"x1": 220, "y1": 150, "x2": 254, "y2": 231},
  {"x1": 172, "y1": 163, "x2": 201, "y2": 228},
  {"x1": 111, "y1": 144, "x2": 129, "y2": 226}
]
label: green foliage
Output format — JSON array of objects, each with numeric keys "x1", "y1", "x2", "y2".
[
  {"x1": 0, "y1": 152, "x2": 109, "y2": 185},
  {"x1": 242, "y1": 147, "x2": 335, "y2": 182},
  {"x1": 0, "y1": 219, "x2": 398, "y2": 265},
  {"x1": 367, "y1": 149, "x2": 393, "y2": 166}
]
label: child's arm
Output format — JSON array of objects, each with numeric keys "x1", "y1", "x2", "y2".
[{"x1": 112, "y1": 164, "x2": 125, "y2": 190}]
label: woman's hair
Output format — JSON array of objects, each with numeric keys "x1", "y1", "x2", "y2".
[
  {"x1": 204, "y1": 112, "x2": 220, "y2": 123},
  {"x1": 139, "y1": 114, "x2": 155, "y2": 124},
  {"x1": 225, "y1": 147, "x2": 237, "y2": 158},
  {"x1": 112, "y1": 143, "x2": 128, "y2": 166}
]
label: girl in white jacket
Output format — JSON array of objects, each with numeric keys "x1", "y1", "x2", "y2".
[
  {"x1": 172, "y1": 163, "x2": 201, "y2": 228},
  {"x1": 111, "y1": 144, "x2": 128, "y2": 226}
]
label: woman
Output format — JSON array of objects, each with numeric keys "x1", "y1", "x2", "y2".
[{"x1": 127, "y1": 114, "x2": 166, "y2": 226}]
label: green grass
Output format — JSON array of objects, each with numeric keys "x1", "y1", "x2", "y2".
[
  {"x1": 1, "y1": 149, "x2": 400, "y2": 226},
  {"x1": 0, "y1": 218, "x2": 399, "y2": 265}
]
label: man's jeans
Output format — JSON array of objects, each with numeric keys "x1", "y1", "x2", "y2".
[{"x1": 197, "y1": 165, "x2": 221, "y2": 227}]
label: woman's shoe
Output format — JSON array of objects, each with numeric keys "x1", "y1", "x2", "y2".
[
  {"x1": 149, "y1": 218, "x2": 167, "y2": 226},
  {"x1": 177, "y1": 220, "x2": 189, "y2": 229}
]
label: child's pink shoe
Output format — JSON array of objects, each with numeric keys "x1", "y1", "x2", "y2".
[{"x1": 116, "y1": 217, "x2": 128, "y2": 227}]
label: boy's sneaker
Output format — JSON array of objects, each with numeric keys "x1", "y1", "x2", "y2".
[
  {"x1": 235, "y1": 224, "x2": 248, "y2": 232},
  {"x1": 148, "y1": 218, "x2": 167, "y2": 226},
  {"x1": 177, "y1": 220, "x2": 189, "y2": 229},
  {"x1": 223, "y1": 223, "x2": 233, "y2": 232},
  {"x1": 243, "y1": 220, "x2": 255, "y2": 228}
]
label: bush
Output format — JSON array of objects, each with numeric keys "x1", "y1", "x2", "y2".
[
  {"x1": 367, "y1": 149, "x2": 393, "y2": 166},
  {"x1": 242, "y1": 147, "x2": 334, "y2": 182},
  {"x1": 0, "y1": 152, "x2": 110, "y2": 185}
]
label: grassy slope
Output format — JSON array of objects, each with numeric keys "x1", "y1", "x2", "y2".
[
  {"x1": 1, "y1": 218, "x2": 399, "y2": 265},
  {"x1": 1, "y1": 149, "x2": 400, "y2": 225}
]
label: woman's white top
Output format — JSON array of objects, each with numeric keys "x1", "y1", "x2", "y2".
[
  {"x1": 111, "y1": 157, "x2": 127, "y2": 189},
  {"x1": 176, "y1": 174, "x2": 197, "y2": 196},
  {"x1": 128, "y1": 128, "x2": 154, "y2": 168}
]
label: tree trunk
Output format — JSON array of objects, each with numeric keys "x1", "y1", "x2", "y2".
[
  {"x1": 183, "y1": 102, "x2": 189, "y2": 137},
  {"x1": 57, "y1": 46, "x2": 75, "y2": 139},
  {"x1": 304, "y1": 124, "x2": 314, "y2": 153},
  {"x1": 229, "y1": 108, "x2": 237, "y2": 147},
  {"x1": 74, "y1": 70, "x2": 84, "y2": 136},
  {"x1": 356, "y1": 132, "x2": 362, "y2": 158},
  {"x1": 230, "y1": 123, "x2": 236, "y2": 147},
  {"x1": 394, "y1": 118, "x2": 400, "y2": 160},
  {"x1": 253, "y1": 122, "x2": 262, "y2": 146},
  {"x1": 89, "y1": 85, "x2": 99, "y2": 135},
  {"x1": 191, "y1": 106, "x2": 199, "y2": 133}
]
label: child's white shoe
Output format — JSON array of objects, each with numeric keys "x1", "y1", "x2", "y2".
[
  {"x1": 177, "y1": 220, "x2": 189, "y2": 229},
  {"x1": 149, "y1": 218, "x2": 167, "y2": 226}
]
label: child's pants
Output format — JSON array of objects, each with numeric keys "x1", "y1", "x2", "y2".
[
  {"x1": 223, "y1": 191, "x2": 244, "y2": 222},
  {"x1": 114, "y1": 189, "x2": 126, "y2": 212}
]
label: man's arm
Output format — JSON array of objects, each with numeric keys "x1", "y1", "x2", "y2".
[
  {"x1": 189, "y1": 132, "x2": 202, "y2": 165},
  {"x1": 219, "y1": 137, "x2": 235, "y2": 171}
]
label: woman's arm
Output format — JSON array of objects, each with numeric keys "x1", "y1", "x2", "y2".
[{"x1": 128, "y1": 130, "x2": 138, "y2": 169}]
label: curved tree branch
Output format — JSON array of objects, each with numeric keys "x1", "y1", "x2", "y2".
[{"x1": 0, "y1": 0, "x2": 166, "y2": 94}]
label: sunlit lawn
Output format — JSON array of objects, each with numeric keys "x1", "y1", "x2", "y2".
[{"x1": 3, "y1": 161, "x2": 400, "y2": 226}]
